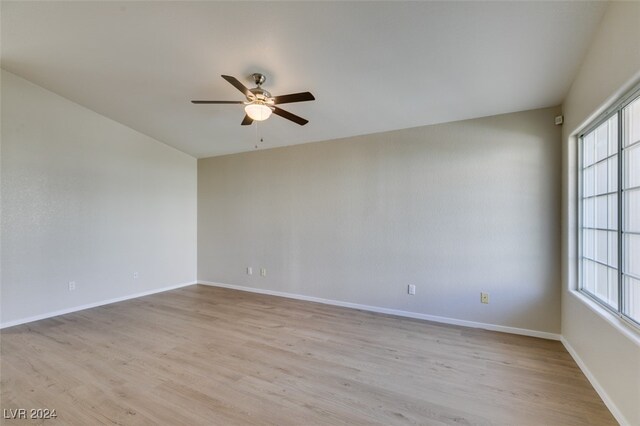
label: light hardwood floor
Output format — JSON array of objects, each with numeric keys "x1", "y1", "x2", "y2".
[{"x1": 1, "y1": 285, "x2": 615, "y2": 425}]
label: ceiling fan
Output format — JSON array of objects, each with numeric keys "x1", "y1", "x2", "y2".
[{"x1": 192, "y1": 73, "x2": 315, "y2": 126}]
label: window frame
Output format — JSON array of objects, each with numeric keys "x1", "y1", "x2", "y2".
[{"x1": 577, "y1": 83, "x2": 640, "y2": 330}]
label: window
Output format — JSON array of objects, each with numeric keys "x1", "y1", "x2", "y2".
[{"x1": 580, "y1": 90, "x2": 640, "y2": 327}]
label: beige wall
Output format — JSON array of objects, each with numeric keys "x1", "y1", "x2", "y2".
[
  {"x1": 0, "y1": 70, "x2": 197, "y2": 325},
  {"x1": 561, "y1": 2, "x2": 640, "y2": 425},
  {"x1": 199, "y1": 106, "x2": 562, "y2": 335}
]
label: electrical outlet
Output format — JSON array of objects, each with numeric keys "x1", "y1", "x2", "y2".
[
  {"x1": 133, "y1": 272, "x2": 139, "y2": 279},
  {"x1": 260, "y1": 268, "x2": 267, "y2": 277},
  {"x1": 408, "y1": 284, "x2": 416, "y2": 295},
  {"x1": 68, "y1": 281, "x2": 76, "y2": 291},
  {"x1": 481, "y1": 292, "x2": 489, "y2": 304},
  {"x1": 247, "y1": 267, "x2": 253, "y2": 275}
]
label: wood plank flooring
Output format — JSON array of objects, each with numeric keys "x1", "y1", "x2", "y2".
[{"x1": 1, "y1": 285, "x2": 616, "y2": 425}]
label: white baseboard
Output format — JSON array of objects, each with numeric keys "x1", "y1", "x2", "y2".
[
  {"x1": 561, "y1": 337, "x2": 628, "y2": 426},
  {"x1": 0, "y1": 281, "x2": 198, "y2": 329},
  {"x1": 198, "y1": 281, "x2": 561, "y2": 341}
]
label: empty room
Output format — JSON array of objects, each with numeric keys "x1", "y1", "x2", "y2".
[{"x1": 1, "y1": 1, "x2": 639, "y2": 425}]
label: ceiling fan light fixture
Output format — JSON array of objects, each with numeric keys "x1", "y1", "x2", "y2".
[{"x1": 244, "y1": 102, "x2": 272, "y2": 121}]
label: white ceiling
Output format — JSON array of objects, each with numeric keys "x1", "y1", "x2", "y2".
[{"x1": 1, "y1": 1, "x2": 607, "y2": 158}]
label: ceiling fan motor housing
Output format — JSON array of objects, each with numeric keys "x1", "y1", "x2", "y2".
[{"x1": 249, "y1": 87, "x2": 273, "y2": 104}]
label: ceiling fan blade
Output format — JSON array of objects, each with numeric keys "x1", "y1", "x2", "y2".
[
  {"x1": 191, "y1": 100, "x2": 245, "y2": 104},
  {"x1": 273, "y1": 92, "x2": 315, "y2": 105},
  {"x1": 221, "y1": 75, "x2": 253, "y2": 98},
  {"x1": 241, "y1": 115, "x2": 254, "y2": 126},
  {"x1": 272, "y1": 106, "x2": 309, "y2": 126}
]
